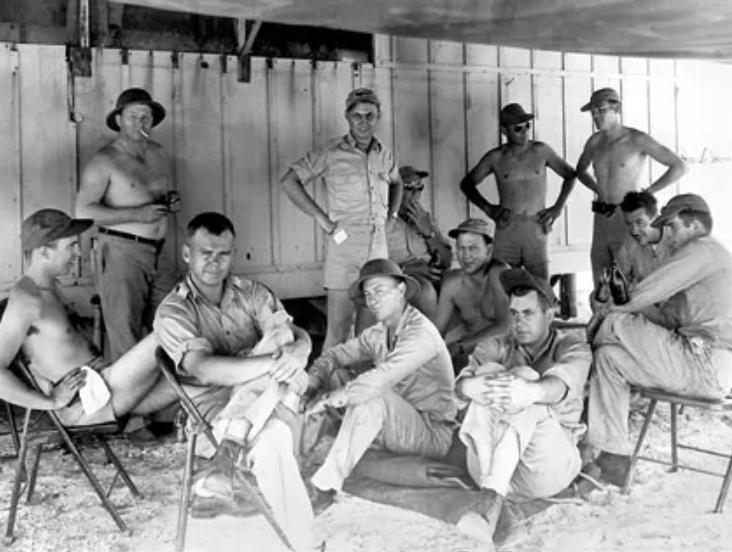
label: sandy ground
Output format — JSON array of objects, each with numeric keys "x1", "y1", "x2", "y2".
[{"x1": 0, "y1": 403, "x2": 731, "y2": 552}]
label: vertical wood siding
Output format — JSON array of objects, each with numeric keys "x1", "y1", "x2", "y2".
[{"x1": 0, "y1": 40, "x2": 729, "y2": 299}]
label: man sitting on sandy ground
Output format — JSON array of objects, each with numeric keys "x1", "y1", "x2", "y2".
[
  {"x1": 586, "y1": 194, "x2": 732, "y2": 487},
  {"x1": 433, "y1": 218, "x2": 510, "y2": 372},
  {"x1": 154, "y1": 212, "x2": 321, "y2": 552},
  {"x1": 304, "y1": 258, "x2": 457, "y2": 497},
  {"x1": 0, "y1": 209, "x2": 178, "y2": 427},
  {"x1": 455, "y1": 267, "x2": 591, "y2": 545}
]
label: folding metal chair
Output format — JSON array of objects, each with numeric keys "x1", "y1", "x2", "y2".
[
  {"x1": 0, "y1": 399, "x2": 20, "y2": 458},
  {"x1": 622, "y1": 387, "x2": 732, "y2": 513},
  {"x1": 154, "y1": 346, "x2": 291, "y2": 552},
  {"x1": 3, "y1": 355, "x2": 142, "y2": 543}
]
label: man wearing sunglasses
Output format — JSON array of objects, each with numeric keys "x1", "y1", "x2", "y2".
[
  {"x1": 459, "y1": 103, "x2": 576, "y2": 280},
  {"x1": 575, "y1": 88, "x2": 688, "y2": 287},
  {"x1": 384, "y1": 165, "x2": 453, "y2": 319},
  {"x1": 282, "y1": 88, "x2": 403, "y2": 350}
]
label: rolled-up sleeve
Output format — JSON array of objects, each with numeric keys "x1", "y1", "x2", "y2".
[
  {"x1": 154, "y1": 301, "x2": 213, "y2": 376},
  {"x1": 542, "y1": 339, "x2": 592, "y2": 405},
  {"x1": 288, "y1": 147, "x2": 329, "y2": 187},
  {"x1": 347, "y1": 323, "x2": 438, "y2": 404}
]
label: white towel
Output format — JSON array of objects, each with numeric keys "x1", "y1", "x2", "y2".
[{"x1": 78, "y1": 366, "x2": 111, "y2": 415}]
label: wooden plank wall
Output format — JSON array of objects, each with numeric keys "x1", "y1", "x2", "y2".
[{"x1": 0, "y1": 40, "x2": 730, "y2": 301}]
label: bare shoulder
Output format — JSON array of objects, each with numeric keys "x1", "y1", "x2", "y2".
[
  {"x1": 6, "y1": 279, "x2": 43, "y2": 322},
  {"x1": 583, "y1": 131, "x2": 602, "y2": 150},
  {"x1": 488, "y1": 260, "x2": 511, "y2": 282},
  {"x1": 440, "y1": 269, "x2": 464, "y2": 295},
  {"x1": 532, "y1": 141, "x2": 556, "y2": 156}
]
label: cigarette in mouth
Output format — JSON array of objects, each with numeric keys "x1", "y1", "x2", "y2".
[{"x1": 140, "y1": 129, "x2": 149, "y2": 138}]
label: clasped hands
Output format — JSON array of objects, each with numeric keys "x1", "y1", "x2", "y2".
[{"x1": 460, "y1": 367, "x2": 537, "y2": 413}]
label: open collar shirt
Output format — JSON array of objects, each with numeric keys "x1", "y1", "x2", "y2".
[
  {"x1": 311, "y1": 304, "x2": 456, "y2": 423},
  {"x1": 287, "y1": 133, "x2": 398, "y2": 227},
  {"x1": 153, "y1": 274, "x2": 287, "y2": 385}
]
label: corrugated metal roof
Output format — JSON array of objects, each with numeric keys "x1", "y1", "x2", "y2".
[{"x1": 113, "y1": 0, "x2": 732, "y2": 59}]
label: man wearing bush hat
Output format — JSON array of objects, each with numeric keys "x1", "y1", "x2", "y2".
[
  {"x1": 575, "y1": 87, "x2": 688, "y2": 287},
  {"x1": 304, "y1": 258, "x2": 456, "y2": 496},
  {"x1": 587, "y1": 193, "x2": 732, "y2": 487},
  {"x1": 76, "y1": 87, "x2": 180, "y2": 362},
  {"x1": 459, "y1": 103, "x2": 577, "y2": 280},
  {"x1": 282, "y1": 88, "x2": 403, "y2": 351}
]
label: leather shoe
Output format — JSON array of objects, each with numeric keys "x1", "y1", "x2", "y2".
[{"x1": 191, "y1": 494, "x2": 258, "y2": 519}]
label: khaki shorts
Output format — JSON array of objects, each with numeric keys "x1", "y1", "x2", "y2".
[{"x1": 324, "y1": 225, "x2": 388, "y2": 290}]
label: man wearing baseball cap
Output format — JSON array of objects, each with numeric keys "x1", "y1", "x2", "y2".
[
  {"x1": 282, "y1": 88, "x2": 403, "y2": 351},
  {"x1": 454, "y1": 267, "x2": 591, "y2": 545},
  {"x1": 383, "y1": 165, "x2": 452, "y2": 319},
  {"x1": 575, "y1": 87, "x2": 688, "y2": 288},
  {"x1": 304, "y1": 258, "x2": 456, "y2": 496},
  {"x1": 587, "y1": 194, "x2": 732, "y2": 487},
  {"x1": 433, "y1": 218, "x2": 511, "y2": 373},
  {"x1": 459, "y1": 103, "x2": 577, "y2": 280},
  {"x1": 76, "y1": 87, "x2": 180, "y2": 362},
  {"x1": 0, "y1": 209, "x2": 178, "y2": 429}
]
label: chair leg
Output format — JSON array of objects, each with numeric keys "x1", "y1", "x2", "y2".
[
  {"x1": 98, "y1": 438, "x2": 141, "y2": 498},
  {"x1": 5, "y1": 402, "x2": 20, "y2": 458},
  {"x1": 25, "y1": 445, "x2": 43, "y2": 503},
  {"x1": 176, "y1": 432, "x2": 198, "y2": 552},
  {"x1": 670, "y1": 402, "x2": 678, "y2": 473},
  {"x1": 623, "y1": 399, "x2": 658, "y2": 494},
  {"x1": 714, "y1": 453, "x2": 732, "y2": 513},
  {"x1": 4, "y1": 410, "x2": 33, "y2": 545},
  {"x1": 56, "y1": 429, "x2": 130, "y2": 534}
]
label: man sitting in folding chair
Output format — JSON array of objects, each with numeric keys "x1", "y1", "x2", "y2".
[
  {"x1": 153, "y1": 212, "x2": 320, "y2": 552},
  {"x1": 586, "y1": 194, "x2": 732, "y2": 486},
  {"x1": 0, "y1": 209, "x2": 179, "y2": 428}
]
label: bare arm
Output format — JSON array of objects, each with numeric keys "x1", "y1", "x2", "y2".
[
  {"x1": 637, "y1": 133, "x2": 689, "y2": 195},
  {"x1": 575, "y1": 136, "x2": 600, "y2": 195},
  {"x1": 433, "y1": 272, "x2": 459, "y2": 335},
  {"x1": 387, "y1": 174, "x2": 404, "y2": 218},
  {"x1": 281, "y1": 168, "x2": 335, "y2": 233},
  {"x1": 538, "y1": 145, "x2": 577, "y2": 225},
  {"x1": 459, "y1": 151, "x2": 497, "y2": 214},
  {"x1": 75, "y1": 152, "x2": 169, "y2": 225}
]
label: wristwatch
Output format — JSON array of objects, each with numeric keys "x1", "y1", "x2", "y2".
[{"x1": 422, "y1": 230, "x2": 436, "y2": 239}]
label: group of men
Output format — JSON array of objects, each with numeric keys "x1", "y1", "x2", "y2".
[{"x1": 0, "y1": 82, "x2": 730, "y2": 551}]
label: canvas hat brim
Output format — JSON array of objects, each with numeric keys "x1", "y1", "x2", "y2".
[
  {"x1": 500, "y1": 268, "x2": 557, "y2": 305},
  {"x1": 348, "y1": 273, "x2": 421, "y2": 306}
]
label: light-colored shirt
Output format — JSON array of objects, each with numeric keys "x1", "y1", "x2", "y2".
[
  {"x1": 458, "y1": 329, "x2": 592, "y2": 439},
  {"x1": 310, "y1": 305, "x2": 456, "y2": 423},
  {"x1": 387, "y1": 216, "x2": 431, "y2": 265},
  {"x1": 153, "y1": 274, "x2": 287, "y2": 385},
  {"x1": 287, "y1": 134, "x2": 398, "y2": 227},
  {"x1": 615, "y1": 228, "x2": 672, "y2": 286},
  {"x1": 617, "y1": 236, "x2": 732, "y2": 349}
]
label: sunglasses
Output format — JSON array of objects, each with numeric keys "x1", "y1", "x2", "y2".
[
  {"x1": 512, "y1": 122, "x2": 531, "y2": 132},
  {"x1": 404, "y1": 183, "x2": 425, "y2": 191}
]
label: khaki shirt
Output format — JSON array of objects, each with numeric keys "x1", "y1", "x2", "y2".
[
  {"x1": 153, "y1": 274, "x2": 287, "y2": 385},
  {"x1": 458, "y1": 329, "x2": 592, "y2": 439},
  {"x1": 618, "y1": 236, "x2": 732, "y2": 349},
  {"x1": 616, "y1": 228, "x2": 672, "y2": 286},
  {"x1": 311, "y1": 305, "x2": 456, "y2": 423},
  {"x1": 387, "y1": 216, "x2": 431, "y2": 265},
  {"x1": 288, "y1": 134, "x2": 398, "y2": 227}
]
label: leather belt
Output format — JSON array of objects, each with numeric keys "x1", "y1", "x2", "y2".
[
  {"x1": 592, "y1": 201, "x2": 618, "y2": 217},
  {"x1": 98, "y1": 227, "x2": 164, "y2": 249}
]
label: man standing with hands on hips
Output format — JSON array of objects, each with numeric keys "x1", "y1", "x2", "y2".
[
  {"x1": 76, "y1": 88, "x2": 181, "y2": 362},
  {"x1": 282, "y1": 88, "x2": 403, "y2": 349}
]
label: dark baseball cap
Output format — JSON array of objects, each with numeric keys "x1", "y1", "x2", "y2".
[
  {"x1": 399, "y1": 166, "x2": 429, "y2": 184},
  {"x1": 581, "y1": 87, "x2": 621, "y2": 112},
  {"x1": 499, "y1": 103, "x2": 534, "y2": 127},
  {"x1": 651, "y1": 193, "x2": 711, "y2": 228},
  {"x1": 448, "y1": 218, "x2": 494, "y2": 242},
  {"x1": 21, "y1": 209, "x2": 93, "y2": 252},
  {"x1": 345, "y1": 88, "x2": 381, "y2": 112},
  {"x1": 500, "y1": 267, "x2": 557, "y2": 305}
]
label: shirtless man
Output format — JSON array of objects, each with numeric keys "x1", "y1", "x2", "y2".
[
  {"x1": 0, "y1": 209, "x2": 176, "y2": 426},
  {"x1": 460, "y1": 103, "x2": 576, "y2": 280},
  {"x1": 76, "y1": 88, "x2": 180, "y2": 361},
  {"x1": 433, "y1": 218, "x2": 510, "y2": 373},
  {"x1": 575, "y1": 87, "x2": 688, "y2": 285}
]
